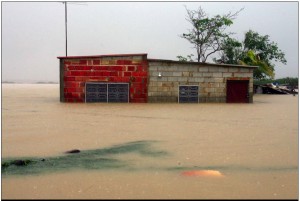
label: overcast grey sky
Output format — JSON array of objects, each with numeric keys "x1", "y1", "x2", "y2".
[{"x1": 2, "y1": 1, "x2": 299, "y2": 82}]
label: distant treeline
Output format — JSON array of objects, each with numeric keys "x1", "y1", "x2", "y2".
[{"x1": 254, "y1": 77, "x2": 298, "y2": 86}]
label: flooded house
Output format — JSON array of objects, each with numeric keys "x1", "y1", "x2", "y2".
[{"x1": 57, "y1": 53, "x2": 257, "y2": 103}]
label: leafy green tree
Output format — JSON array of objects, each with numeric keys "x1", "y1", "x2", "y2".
[
  {"x1": 238, "y1": 50, "x2": 275, "y2": 79},
  {"x1": 217, "y1": 30, "x2": 287, "y2": 79},
  {"x1": 244, "y1": 30, "x2": 287, "y2": 65},
  {"x1": 215, "y1": 37, "x2": 243, "y2": 64},
  {"x1": 179, "y1": 6, "x2": 243, "y2": 62}
]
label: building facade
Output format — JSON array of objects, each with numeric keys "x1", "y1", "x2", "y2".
[{"x1": 58, "y1": 53, "x2": 257, "y2": 103}]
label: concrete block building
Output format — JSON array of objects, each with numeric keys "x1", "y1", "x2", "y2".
[{"x1": 58, "y1": 53, "x2": 257, "y2": 103}]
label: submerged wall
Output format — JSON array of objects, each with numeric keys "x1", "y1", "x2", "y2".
[
  {"x1": 58, "y1": 54, "x2": 148, "y2": 103},
  {"x1": 147, "y1": 59, "x2": 255, "y2": 103},
  {"x1": 58, "y1": 54, "x2": 256, "y2": 103}
]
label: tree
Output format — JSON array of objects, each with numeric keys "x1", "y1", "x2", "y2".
[
  {"x1": 254, "y1": 77, "x2": 298, "y2": 87},
  {"x1": 238, "y1": 50, "x2": 275, "y2": 79},
  {"x1": 177, "y1": 54, "x2": 194, "y2": 62},
  {"x1": 179, "y1": 6, "x2": 243, "y2": 63},
  {"x1": 215, "y1": 37, "x2": 243, "y2": 64},
  {"x1": 244, "y1": 30, "x2": 286, "y2": 65},
  {"x1": 218, "y1": 30, "x2": 287, "y2": 79}
]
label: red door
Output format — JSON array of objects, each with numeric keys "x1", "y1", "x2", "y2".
[{"x1": 227, "y1": 80, "x2": 249, "y2": 103}]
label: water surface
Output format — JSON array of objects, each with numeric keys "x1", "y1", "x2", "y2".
[{"x1": 2, "y1": 84, "x2": 298, "y2": 199}]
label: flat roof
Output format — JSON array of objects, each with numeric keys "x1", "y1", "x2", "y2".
[
  {"x1": 57, "y1": 53, "x2": 147, "y2": 59},
  {"x1": 57, "y1": 53, "x2": 257, "y2": 68},
  {"x1": 147, "y1": 58, "x2": 258, "y2": 68}
]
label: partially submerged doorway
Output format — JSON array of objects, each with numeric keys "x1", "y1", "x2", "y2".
[{"x1": 226, "y1": 80, "x2": 249, "y2": 103}]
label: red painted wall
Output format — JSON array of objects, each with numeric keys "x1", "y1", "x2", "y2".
[{"x1": 59, "y1": 54, "x2": 148, "y2": 103}]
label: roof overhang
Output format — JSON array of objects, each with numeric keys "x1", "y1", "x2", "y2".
[
  {"x1": 147, "y1": 58, "x2": 258, "y2": 68},
  {"x1": 57, "y1": 53, "x2": 147, "y2": 59}
]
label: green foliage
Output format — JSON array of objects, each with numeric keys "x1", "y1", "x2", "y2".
[
  {"x1": 218, "y1": 37, "x2": 243, "y2": 64},
  {"x1": 239, "y1": 50, "x2": 275, "y2": 79},
  {"x1": 176, "y1": 54, "x2": 194, "y2": 62},
  {"x1": 218, "y1": 30, "x2": 287, "y2": 79},
  {"x1": 180, "y1": 6, "x2": 242, "y2": 62},
  {"x1": 254, "y1": 77, "x2": 298, "y2": 86},
  {"x1": 244, "y1": 30, "x2": 287, "y2": 65}
]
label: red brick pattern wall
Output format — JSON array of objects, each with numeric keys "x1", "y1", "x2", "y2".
[{"x1": 62, "y1": 56, "x2": 148, "y2": 103}]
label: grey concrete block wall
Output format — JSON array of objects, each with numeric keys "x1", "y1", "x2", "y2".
[{"x1": 147, "y1": 60, "x2": 256, "y2": 103}]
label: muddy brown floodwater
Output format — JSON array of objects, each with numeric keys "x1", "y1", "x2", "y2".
[{"x1": 2, "y1": 84, "x2": 298, "y2": 199}]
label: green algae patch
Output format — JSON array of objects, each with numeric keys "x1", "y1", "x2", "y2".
[
  {"x1": 2, "y1": 140, "x2": 168, "y2": 176},
  {"x1": 2, "y1": 159, "x2": 36, "y2": 169}
]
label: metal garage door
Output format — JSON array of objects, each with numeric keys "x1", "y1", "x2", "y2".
[
  {"x1": 178, "y1": 85, "x2": 199, "y2": 103},
  {"x1": 85, "y1": 83, "x2": 129, "y2": 103},
  {"x1": 226, "y1": 80, "x2": 249, "y2": 103}
]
